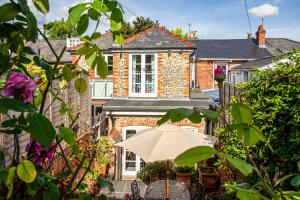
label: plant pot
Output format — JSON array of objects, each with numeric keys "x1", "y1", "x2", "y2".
[
  {"x1": 176, "y1": 172, "x2": 192, "y2": 188},
  {"x1": 150, "y1": 173, "x2": 160, "y2": 183},
  {"x1": 198, "y1": 167, "x2": 218, "y2": 190}
]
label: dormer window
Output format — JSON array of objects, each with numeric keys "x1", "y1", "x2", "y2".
[{"x1": 129, "y1": 54, "x2": 157, "y2": 97}]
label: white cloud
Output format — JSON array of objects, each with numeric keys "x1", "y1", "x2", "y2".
[{"x1": 249, "y1": 4, "x2": 279, "y2": 18}]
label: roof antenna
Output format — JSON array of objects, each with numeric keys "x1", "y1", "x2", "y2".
[
  {"x1": 187, "y1": 23, "x2": 191, "y2": 34},
  {"x1": 244, "y1": 0, "x2": 252, "y2": 34},
  {"x1": 261, "y1": 18, "x2": 264, "y2": 25}
]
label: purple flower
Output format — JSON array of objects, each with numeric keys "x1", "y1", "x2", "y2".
[
  {"x1": 26, "y1": 139, "x2": 56, "y2": 166},
  {"x1": 214, "y1": 66, "x2": 226, "y2": 83},
  {"x1": 2, "y1": 72, "x2": 37, "y2": 103}
]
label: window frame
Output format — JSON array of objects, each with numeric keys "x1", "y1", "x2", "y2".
[
  {"x1": 129, "y1": 53, "x2": 158, "y2": 97},
  {"x1": 91, "y1": 80, "x2": 113, "y2": 99}
]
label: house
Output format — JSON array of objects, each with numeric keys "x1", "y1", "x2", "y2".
[
  {"x1": 68, "y1": 24, "x2": 214, "y2": 180},
  {"x1": 193, "y1": 25, "x2": 272, "y2": 90},
  {"x1": 229, "y1": 36, "x2": 300, "y2": 83}
]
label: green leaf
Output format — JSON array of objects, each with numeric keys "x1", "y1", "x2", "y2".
[
  {"x1": 1, "y1": 118, "x2": 18, "y2": 128},
  {"x1": 224, "y1": 154, "x2": 253, "y2": 176},
  {"x1": 170, "y1": 108, "x2": 193, "y2": 122},
  {"x1": 77, "y1": 44, "x2": 95, "y2": 56},
  {"x1": 6, "y1": 166, "x2": 16, "y2": 199},
  {"x1": 201, "y1": 109, "x2": 219, "y2": 122},
  {"x1": 96, "y1": 56, "x2": 108, "y2": 78},
  {"x1": 58, "y1": 127, "x2": 75, "y2": 145},
  {"x1": 236, "y1": 189, "x2": 261, "y2": 200},
  {"x1": 32, "y1": 0, "x2": 49, "y2": 14},
  {"x1": 59, "y1": 102, "x2": 69, "y2": 114},
  {"x1": 27, "y1": 112, "x2": 56, "y2": 146},
  {"x1": 0, "y1": 3, "x2": 19, "y2": 22},
  {"x1": 110, "y1": 8, "x2": 123, "y2": 31},
  {"x1": 91, "y1": 32, "x2": 101, "y2": 40},
  {"x1": 75, "y1": 78, "x2": 87, "y2": 95},
  {"x1": 77, "y1": 14, "x2": 89, "y2": 35},
  {"x1": 26, "y1": 11, "x2": 38, "y2": 42},
  {"x1": 68, "y1": 3, "x2": 87, "y2": 25},
  {"x1": 91, "y1": 0, "x2": 108, "y2": 12},
  {"x1": 62, "y1": 66, "x2": 77, "y2": 82},
  {"x1": 275, "y1": 174, "x2": 298, "y2": 187},
  {"x1": 231, "y1": 103, "x2": 253, "y2": 124},
  {"x1": 291, "y1": 175, "x2": 300, "y2": 188},
  {"x1": 113, "y1": 32, "x2": 124, "y2": 45},
  {"x1": 43, "y1": 179, "x2": 60, "y2": 200},
  {"x1": 175, "y1": 146, "x2": 217, "y2": 167},
  {"x1": 0, "y1": 168, "x2": 8, "y2": 181},
  {"x1": 298, "y1": 161, "x2": 300, "y2": 172},
  {"x1": 33, "y1": 56, "x2": 52, "y2": 72},
  {"x1": 28, "y1": 175, "x2": 45, "y2": 191},
  {"x1": 187, "y1": 111, "x2": 202, "y2": 123},
  {"x1": 96, "y1": 176, "x2": 114, "y2": 191},
  {"x1": 157, "y1": 112, "x2": 170, "y2": 125},
  {"x1": 17, "y1": 160, "x2": 37, "y2": 183},
  {"x1": 0, "y1": 99, "x2": 37, "y2": 113},
  {"x1": 85, "y1": 51, "x2": 97, "y2": 67},
  {"x1": 88, "y1": 8, "x2": 100, "y2": 21}
]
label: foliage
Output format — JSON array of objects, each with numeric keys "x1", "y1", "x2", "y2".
[
  {"x1": 137, "y1": 161, "x2": 175, "y2": 182},
  {"x1": 120, "y1": 16, "x2": 154, "y2": 39},
  {"x1": 170, "y1": 27, "x2": 188, "y2": 39},
  {"x1": 158, "y1": 53, "x2": 300, "y2": 200},
  {"x1": 0, "y1": 0, "x2": 124, "y2": 199},
  {"x1": 95, "y1": 137, "x2": 114, "y2": 166},
  {"x1": 239, "y1": 53, "x2": 300, "y2": 182},
  {"x1": 43, "y1": 19, "x2": 78, "y2": 39}
]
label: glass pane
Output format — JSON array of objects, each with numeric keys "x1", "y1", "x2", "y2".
[
  {"x1": 126, "y1": 151, "x2": 136, "y2": 161},
  {"x1": 93, "y1": 81, "x2": 113, "y2": 98},
  {"x1": 125, "y1": 162, "x2": 136, "y2": 171},
  {"x1": 132, "y1": 55, "x2": 142, "y2": 93},
  {"x1": 126, "y1": 130, "x2": 136, "y2": 139},
  {"x1": 107, "y1": 56, "x2": 113, "y2": 65},
  {"x1": 145, "y1": 55, "x2": 155, "y2": 94}
]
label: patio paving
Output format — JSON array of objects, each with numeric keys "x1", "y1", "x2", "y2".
[{"x1": 100, "y1": 180, "x2": 147, "y2": 200}]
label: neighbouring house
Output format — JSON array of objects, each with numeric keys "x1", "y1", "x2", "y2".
[
  {"x1": 229, "y1": 36, "x2": 300, "y2": 83},
  {"x1": 193, "y1": 24, "x2": 300, "y2": 89},
  {"x1": 68, "y1": 24, "x2": 215, "y2": 180}
]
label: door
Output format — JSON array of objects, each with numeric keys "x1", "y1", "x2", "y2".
[{"x1": 122, "y1": 126, "x2": 149, "y2": 176}]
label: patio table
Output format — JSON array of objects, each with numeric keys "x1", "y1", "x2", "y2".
[{"x1": 144, "y1": 180, "x2": 190, "y2": 200}]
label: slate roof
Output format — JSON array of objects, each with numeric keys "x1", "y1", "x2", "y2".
[
  {"x1": 28, "y1": 40, "x2": 71, "y2": 63},
  {"x1": 193, "y1": 39, "x2": 271, "y2": 60},
  {"x1": 103, "y1": 99, "x2": 213, "y2": 112},
  {"x1": 112, "y1": 25, "x2": 195, "y2": 50},
  {"x1": 266, "y1": 38, "x2": 300, "y2": 55},
  {"x1": 231, "y1": 56, "x2": 277, "y2": 70}
]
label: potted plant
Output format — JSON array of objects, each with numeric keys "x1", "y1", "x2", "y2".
[
  {"x1": 95, "y1": 137, "x2": 113, "y2": 177},
  {"x1": 175, "y1": 166, "x2": 193, "y2": 188},
  {"x1": 137, "y1": 161, "x2": 173, "y2": 184},
  {"x1": 198, "y1": 166, "x2": 219, "y2": 190}
]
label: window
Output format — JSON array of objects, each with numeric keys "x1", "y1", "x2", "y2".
[
  {"x1": 129, "y1": 54, "x2": 157, "y2": 97},
  {"x1": 95, "y1": 55, "x2": 113, "y2": 76},
  {"x1": 92, "y1": 80, "x2": 113, "y2": 99},
  {"x1": 214, "y1": 63, "x2": 228, "y2": 81}
]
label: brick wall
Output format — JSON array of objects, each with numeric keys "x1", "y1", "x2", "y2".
[
  {"x1": 112, "y1": 53, "x2": 129, "y2": 97},
  {"x1": 158, "y1": 52, "x2": 190, "y2": 98},
  {"x1": 195, "y1": 60, "x2": 245, "y2": 90}
]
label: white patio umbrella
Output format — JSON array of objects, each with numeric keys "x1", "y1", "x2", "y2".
[{"x1": 115, "y1": 124, "x2": 216, "y2": 199}]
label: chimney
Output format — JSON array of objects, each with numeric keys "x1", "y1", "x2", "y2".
[
  {"x1": 247, "y1": 32, "x2": 253, "y2": 39},
  {"x1": 188, "y1": 31, "x2": 199, "y2": 39},
  {"x1": 256, "y1": 24, "x2": 266, "y2": 47}
]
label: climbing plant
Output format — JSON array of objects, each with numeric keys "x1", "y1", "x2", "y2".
[{"x1": 0, "y1": 0, "x2": 124, "y2": 199}]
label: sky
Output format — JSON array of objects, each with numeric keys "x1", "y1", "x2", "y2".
[{"x1": 2, "y1": 0, "x2": 300, "y2": 41}]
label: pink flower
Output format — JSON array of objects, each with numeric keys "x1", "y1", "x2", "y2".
[
  {"x1": 214, "y1": 66, "x2": 226, "y2": 83},
  {"x1": 2, "y1": 72, "x2": 37, "y2": 103}
]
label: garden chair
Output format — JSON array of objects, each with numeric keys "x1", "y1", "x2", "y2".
[{"x1": 130, "y1": 180, "x2": 141, "y2": 200}]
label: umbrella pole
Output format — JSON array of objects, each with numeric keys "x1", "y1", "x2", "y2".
[{"x1": 166, "y1": 160, "x2": 170, "y2": 200}]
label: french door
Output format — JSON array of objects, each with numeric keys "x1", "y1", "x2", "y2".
[{"x1": 122, "y1": 126, "x2": 149, "y2": 176}]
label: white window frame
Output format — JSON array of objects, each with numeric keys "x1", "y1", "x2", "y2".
[
  {"x1": 129, "y1": 53, "x2": 158, "y2": 97},
  {"x1": 91, "y1": 80, "x2": 113, "y2": 99},
  {"x1": 94, "y1": 54, "x2": 113, "y2": 77},
  {"x1": 122, "y1": 126, "x2": 151, "y2": 176}
]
